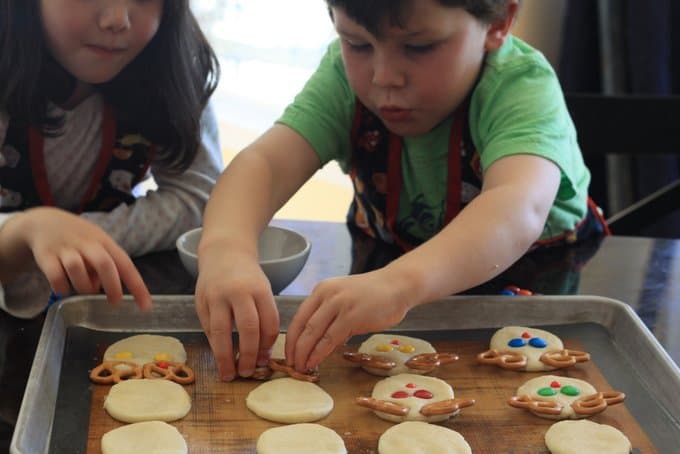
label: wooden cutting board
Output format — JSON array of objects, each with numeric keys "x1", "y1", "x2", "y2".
[{"x1": 86, "y1": 337, "x2": 656, "y2": 453}]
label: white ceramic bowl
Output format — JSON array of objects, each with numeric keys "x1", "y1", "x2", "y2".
[{"x1": 176, "y1": 226, "x2": 311, "y2": 294}]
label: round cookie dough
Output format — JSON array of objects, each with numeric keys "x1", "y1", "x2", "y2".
[
  {"x1": 545, "y1": 420, "x2": 631, "y2": 454},
  {"x1": 256, "y1": 423, "x2": 347, "y2": 454},
  {"x1": 378, "y1": 421, "x2": 472, "y2": 454},
  {"x1": 246, "y1": 377, "x2": 333, "y2": 423},
  {"x1": 104, "y1": 334, "x2": 187, "y2": 366},
  {"x1": 514, "y1": 375, "x2": 597, "y2": 420},
  {"x1": 101, "y1": 421, "x2": 187, "y2": 454},
  {"x1": 104, "y1": 379, "x2": 191, "y2": 423},
  {"x1": 370, "y1": 373, "x2": 457, "y2": 423},
  {"x1": 357, "y1": 334, "x2": 437, "y2": 376},
  {"x1": 489, "y1": 326, "x2": 564, "y2": 371}
]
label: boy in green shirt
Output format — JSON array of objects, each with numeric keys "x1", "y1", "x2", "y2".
[{"x1": 197, "y1": 0, "x2": 603, "y2": 381}]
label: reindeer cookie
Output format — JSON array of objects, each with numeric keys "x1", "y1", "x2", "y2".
[
  {"x1": 356, "y1": 373, "x2": 475, "y2": 423},
  {"x1": 478, "y1": 326, "x2": 590, "y2": 371},
  {"x1": 508, "y1": 375, "x2": 625, "y2": 420},
  {"x1": 344, "y1": 334, "x2": 458, "y2": 376}
]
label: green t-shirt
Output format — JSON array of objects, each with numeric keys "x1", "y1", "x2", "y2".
[{"x1": 277, "y1": 36, "x2": 590, "y2": 242}]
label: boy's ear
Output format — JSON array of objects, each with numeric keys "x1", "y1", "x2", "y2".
[{"x1": 484, "y1": 0, "x2": 520, "y2": 52}]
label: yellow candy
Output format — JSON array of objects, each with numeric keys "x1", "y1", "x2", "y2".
[
  {"x1": 398, "y1": 345, "x2": 416, "y2": 353},
  {"x1": 154, "y1": 353, "x2": 173, "y2": 361},
  {"x1": 375, "y1": 344, "x2": 393, "y2": 352},
  {"x1": 114, "y1": 351, "x2": 133, "y2": 360}
]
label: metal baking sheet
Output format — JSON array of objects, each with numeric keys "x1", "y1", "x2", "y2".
[{"x1": 11, "y1": 295, "x2": 680, "y2": 453}]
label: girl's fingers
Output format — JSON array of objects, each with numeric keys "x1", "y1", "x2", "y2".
[
  {"x1": 82, "y1": 245, "x2": 124, "y2": 305},
  {"x1": 105, "y1": 243, "x2": 152, "y2": 311},
  {"x1": 255, "y1": 293, "x2": 280, "y2": 366},
  {"x1": 292, "y1": 300, "x2": 338, "y2": 372},
  {"x1": 206, "y1": 299, "x2": 235, "y2": 381},
  {"x1": 60, "y1": 249, "x2": 97, "y2": 294},
  {"x1": 36, "y1": 254, "x2": 71, "y2": 296},
  {"x1": 305, "y1": 319, "x2": 350, "y2": 370},
  {"x1": 232, "y1": 296, "x2": 261, "y2": 378},
  {"x1": 285, "y1": 294, "x2": 321, "y2": 366}
]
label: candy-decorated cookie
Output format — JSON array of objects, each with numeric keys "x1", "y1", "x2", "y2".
[
  {"x1": 91, "y1": 334, "x2": 195, "y2": 385},
  {"x1": 356, "y1": 373, "x2": 475, "y2": 423},
  {"x1": 544, "y1": 420, "x2": 632, "y2": 454},
  {"x1": 344, "y1": 334, "x2": 458, "y2": 376},
  {"x1": 508, "y1": 375, "x2": 625, "y2": 420},
  {"x1": 478, "y1": 326, "x2": 590, "y2": 371},
  {"x1": 378, "y1": 421, "x2": 472, "y2": 454}
]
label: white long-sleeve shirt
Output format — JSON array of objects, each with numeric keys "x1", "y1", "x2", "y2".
[{"x1": 0, "y1": 94, "x2": 223, "y2": 318}]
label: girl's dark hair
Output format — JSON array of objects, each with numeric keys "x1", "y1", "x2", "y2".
[
  {"x1": 0, "y1": 0, "x2": 220, "y2": 171},
  {"x1": 326, "y1": 0, "x2": 514, "y2": 37}
]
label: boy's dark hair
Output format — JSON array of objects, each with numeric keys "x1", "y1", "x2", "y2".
[
  {"x1": 0, "y1": 0, "x2": 220, "y2": 171},
  {"x1": 326, "y1": 0, "x2": 514, "y2": 37}
]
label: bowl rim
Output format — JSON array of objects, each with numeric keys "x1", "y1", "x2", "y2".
[{"x1": 176, "y1": 225, "x2": 311, "y2": 265}]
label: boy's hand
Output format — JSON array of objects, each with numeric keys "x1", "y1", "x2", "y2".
[
  {"x1": 284, "y1": 269, "x2": 413, "y2": 373},
  {"x1": 195, "y1": 246, "x2": 280, "y2": 381},
  {"x1": 3, "y1": 207, "x2": 152, "y2": 310}
]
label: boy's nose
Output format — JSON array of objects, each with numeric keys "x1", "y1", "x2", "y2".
[
  {"x1": 99, "y1": 3, "x2": 131, "y2": 32},
  {"x1": 372, "y1": 55, "x2": 406, "y2": 88}
]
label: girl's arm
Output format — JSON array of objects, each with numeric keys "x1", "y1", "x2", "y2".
[
  {"x1": 285, "y1": 153, "x2": 561, "y2": 371},
  {"x1": 80, "y1": 103, "x2": 222, "y2": 257},
  {"x1": 196, "y1": 123, "x2": 321, "y2": 381}
]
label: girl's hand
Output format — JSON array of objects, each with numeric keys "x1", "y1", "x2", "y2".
[
  {"x1": 195, "y1": 244, "x2": 280, "y2": 381},
  {"x1": 284, "y1": 269, "x2": 414, "y2": 373},
  {"x1": 3, "y1": 207, "x2": 152, "y2": 310}
]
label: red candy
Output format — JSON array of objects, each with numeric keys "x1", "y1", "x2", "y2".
[
  {"x1": 391, "y1": 340, "x2": 400, "y2": 345},
  {"x1": 517, "y1": 289, "x2": 533, "y2": 296},
  {"x1": 413, "y1": 389, "x2": 433, "y2": 399},
  {"x1": 391, "y1": 391, "x2": 409, "y2": 399},
  {"x1": 505, "y1": 285, "x2": 521, "y2": 293},
  {"x1": 550, "y1": 381, "x2": 561, "y2": 388},
  {"x1": 158, "y1": 361, "x2": 169, "y2": 369},
  {"x1": 406, "y1": 383, "x2": 417, "y2": 388},
  {"x1": 521, "y1": 332, "x2": 531, "y2": 339}
]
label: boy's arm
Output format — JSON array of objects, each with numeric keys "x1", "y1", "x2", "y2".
[
  {"x1": 286, "y1": 153, "x2": 560, "y2": 371},
  {"x1": 196, "y1": 124, "x2": 321, "y2": 381}
]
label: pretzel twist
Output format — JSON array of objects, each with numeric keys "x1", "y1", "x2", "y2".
[
  {"x1": 508, "y1": 395, "x2": 563, "y2": 415},
  {"x1": 268, "y1": 358, "x2": 320, "y2": 382},
  {"x1": 404, "y1": 352, "x2": 459, "y2": 372},
  {"x1": 540, "y1": 349, "x2": 591, "y2": 368},
  {"x1": 571, "y1": 391, "x2": 626, "y2": 415},
  {"x1": 142, "y1": 361, "x2": 195, "y2": 385},
  {"x1": 420, "y1": 397, "x2": 476, "y2": 416},
  {"x1": 343, "y1": 352, "x2": 396, "y2": 370},
  {"x1": 355, "y1": 397, "x2": 409, "y2": 416},
  {"x1": 477, "y1": 349, "x2": 528, "y2": 370},
  {"x1": 90, "y1": 361, "x2": 142, "y2": 385}
]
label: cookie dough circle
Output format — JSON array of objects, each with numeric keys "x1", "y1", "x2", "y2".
[
  {"x1": 371, "y1": 373, "x2": 455, "y2": 423},
  {"x1": 490, "y1": 326, "x2": 563, "y2": 371},
  {"x1": 101, "y1": 421, "x2": 187, "y2": 454},
  {"x1": 256, "y1": 423, "x2": 347, "y2": 454},
  {"x1": 545, "y1": 420, "x2": 631, "y2": 454},
  {"x1": 358, "y1": 334, "x2": 437, "y2": 376},
  {"x1": 104, "y1": 334, "x2": 187, "y2": 366},
  {"x1": 515, "y1": 375, "x2": 597, "y2": 420},
  {"x1": 378, "y1": 421, "x2": 472, "y2": 454},
  {"x1": 246, "y1": 377, "x2": 333, "y2": 423},
  {"x1": 104, "y1": 379, "x2": 191, "y2": 423}
]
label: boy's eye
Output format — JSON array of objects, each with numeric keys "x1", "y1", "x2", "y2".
[
  {"x1": 343, "y1": 39, "x2": 372, "y2": 53},
  {"x1": 405, "y1": 43, "x2": 437, "y2": 54}
]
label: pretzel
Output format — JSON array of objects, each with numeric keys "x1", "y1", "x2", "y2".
[
  {"x1": 142, "y1": 360, "x2": 195, "y2": 385},
  {"x1": 477, "y1": 349, "x2": 528, "y2": 370},
  {"x1": 420, "y1": 397, "x2": 476, "y2": 416},
  {"x1": 250, "y1": 359, "x2": 319, "y2": 382},
  {"x1": 355, "y1": 397, "x2": 409, "y2": 416},
  {"x1": 571, "y1": 391, "x2": 626, "y2": 415},
  {"x1": 540, "y1": 349, "x2": 591, "y2": 368},
  {"x1": 508, "y1": 395, "x2": 563, "y2": 415},
  {"x1": 404, "y1": 352, "x2": 459, "y2": 372},
  {"x1": 90, "y1": 361, "x2": 142, "y2": 384},
  {"x1": 343, "y1": 352, "x2": 397, "y2": 370}
]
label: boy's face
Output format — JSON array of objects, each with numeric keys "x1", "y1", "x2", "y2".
[
  {"x1": 333, "y1": 0, "x2": 502, "y2": 137},
  {"x1": 40, "y1": 0, "x2": 163, "y2": 85}
]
